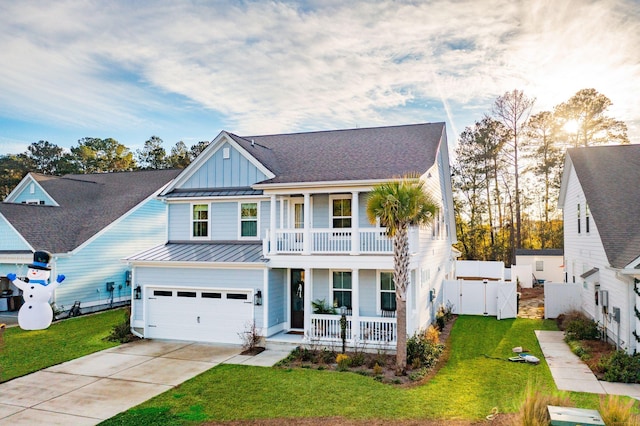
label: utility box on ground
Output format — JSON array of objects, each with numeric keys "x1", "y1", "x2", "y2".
[{"x1": 548, "y1": 406, "x2": 604, "y2": 426}]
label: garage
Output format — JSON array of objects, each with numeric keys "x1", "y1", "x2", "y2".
[{"x1": 145, "y1": 286, "x2": 254, "y2": 344}]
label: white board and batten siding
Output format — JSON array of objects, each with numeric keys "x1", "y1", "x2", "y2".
[
  {"x1": 443, "y1": 280, "x2": 517, "y2": 320},
  {"x1": 134, "y1": 266, "x2": 265, "y2": 344}
]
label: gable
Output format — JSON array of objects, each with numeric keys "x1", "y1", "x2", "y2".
[
  {"x1": 179, "y1": 141, "x2": 269, "y2": 189},
  {"x1": 0, "y1": 212, "x2": 32, "y2": 251},
  {"x1": 4, "y1": 174, "x2": 57, "y2": 206}
]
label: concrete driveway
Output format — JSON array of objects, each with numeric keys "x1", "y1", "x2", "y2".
[{"x1": 0, "y1": 339, "x2": 292, "y2": 425}]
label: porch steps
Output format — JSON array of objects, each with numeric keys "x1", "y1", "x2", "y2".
[{"x1": 265, "y1": 340, "x2": 299, "y2": 352}]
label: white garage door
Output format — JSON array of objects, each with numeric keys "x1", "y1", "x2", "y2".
[{"x1": 145, "y1": 287, "x2": 253, "y2": 344}]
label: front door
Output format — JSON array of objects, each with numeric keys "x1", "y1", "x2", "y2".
[{"x1": 291, "y1": 269, "x2": 305, "y2": 329}]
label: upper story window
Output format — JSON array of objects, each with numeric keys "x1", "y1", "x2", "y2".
[
  {"x1": 331, "y1": 271, "x2": 352, "y2": 309},
  {"x1": 240, "y1": 202, "x2": 258, "y2": 238},
  {"x1": 380, "y1": 271, "x2": 396, "y2": 312},
  {"x1": 331, "y1": 196, "x2": 352, "y2": 228},
  {"x1": 586, "y1": 204, "x2": 590, "y2": 234},
  {"x1": 577, "y1": 203, "x2": 581, "y2": 234},
  {"x1": 192, "y1": 204, "x2": 209, "y2": 238}
]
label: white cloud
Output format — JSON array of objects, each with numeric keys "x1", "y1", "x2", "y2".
[{"x1": 0, "y1": 0, "x2": 638, "y2": 144}]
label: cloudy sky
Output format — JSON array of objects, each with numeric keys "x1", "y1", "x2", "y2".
[{"x1": 1, "y1": 0, "x2": 638, "y2": 155}]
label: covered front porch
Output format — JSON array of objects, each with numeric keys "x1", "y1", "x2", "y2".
[{"x1": 267, "y1": 266, "x2": 400, "y2": 348}]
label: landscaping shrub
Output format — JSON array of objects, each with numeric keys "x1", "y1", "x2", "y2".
[
  {"x1": 238, "y1": 320, "x2": 263, "y2": 354},
  {"x1": 105, "y1": 307, "x2": 136, "y2": 343},
  {"x1": 599, "y1": 394, "x2": 640, "y2": 425},
  {"x1": 406, "y1": 329, "x2": 444, "y2": 369},
  {"x1": 599, "y1": 350, "x2": 640, "y2": 383},
  {"x1": 567, "y1": 340, "x2": 589, "y2": 361},
  {"x1": 336, "y1": 353, "x2": 351, "y2": 371},
  {"x1": 435, "y1": 302, "x2": 453, "y2": 331},
  {"x1": 563, "y1": 311, "x2": 599, "y2": 341}
]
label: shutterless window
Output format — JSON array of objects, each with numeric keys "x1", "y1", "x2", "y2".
[
  {"x1": 192, "y1": 204, "x2": 209, "y2": 237},
  {"x1": 332, "y1": 198, "x2": 352, "y2": 228},
  {"x1": 332, "y1": 271, "x2": 352, "y2": 309},
  {"x1": 577, "y1": 204, "x2": 581, "y2": 234},
  {"x1": 240, "y1": 203, "x2": 258, "y2": 237},
  {"x1": 380, "y1": 272, "x2": 396, "y2": 312},
  {"x1": 177, "y1": 291, "x2": 196, "y2": 298},
  {"x1": 535, "y1": 261, "x2": 544, "y2": 272},
  {"x1": 586, "y1": 204, "x2": 590, "y2": 233},
  {"x1": 202, "y1": 292, "x2": 222, "y2": 299},
  {"x1": 227, "y1": 293, "x2": 248, "y2": 300},
  {"x1": 153, "y1": 290, "x2": 172, "y2": 297}
]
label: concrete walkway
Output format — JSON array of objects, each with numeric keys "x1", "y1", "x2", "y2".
[
  {"x1": 536, "y1": 330, "x2": 640, "y2": 400},
  {"x1": 0, "y1": 339, "x2": 293, "y2": 425}
]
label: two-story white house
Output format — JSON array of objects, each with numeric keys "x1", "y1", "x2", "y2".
[
  {"x1": 125, "y1": 123, "x2": 457, "y2": 348},
  {"x1": 558, "y1": 144, "x2": 640, "y2": 354}
]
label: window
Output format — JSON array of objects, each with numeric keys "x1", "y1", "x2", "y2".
[
  {"x1": 332, "y1": 271, "x2": 352, "y2": 309},
  {"x1": 331, "y1": 197, "x2": 352, "y2": 228},
  {"x1": 586, "y1": 204, "x2": 590, "y2": 233},
  {"x1": 577, "y1": 203, "x2": 581, "y2": 234},
  {"x1": 380, "y1": 272, "x2": 396, "y2": 312},
  {"x1": 240, "y1": 202, "x2": 258, "y2": 237},
  {"x1": 192, "y1": 204, "x2": 209, "y2": 238},
  {"x1": 535, "y1": 261, "x2": 544, "y2": 272}
]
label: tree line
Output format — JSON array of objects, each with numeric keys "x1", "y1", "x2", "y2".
[
  {"x1": 0, "y1": 136, "x2": 211, "y2": 198},
  {"x1": 453, "y1": 88, "x2": 629, "y2": 265}
]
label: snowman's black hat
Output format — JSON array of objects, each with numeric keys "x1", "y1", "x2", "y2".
[{"x1": 29, "y1": 250, "x2": 52, "y2": 271}]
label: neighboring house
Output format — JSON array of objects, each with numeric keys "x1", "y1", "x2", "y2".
[
  {"x1": 515, "y1": 249, "x2": 564, "y2": 285},
  {"x1": 558, "y1": 144, "x2": 640, "y2": 354},
  {"x1": 125, "y1": 123, "x2": 457, "y2": 347},
  {"x1": 0, "y1": 169, "x2": 181, "y2": 314}
]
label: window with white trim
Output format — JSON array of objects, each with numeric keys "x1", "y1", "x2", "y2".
[
  {"x1": 535, "y1": 261, "x2": 544, "y2": 272},
  {"x1": 380, "y1": 272, "x2": 396, "y2": 312},
  {"x1": 586, "y1": 204, "x2": 590, "y2": 234},
  {"x1": 192, "y1": 204, "x2": 209, "y2": 238},
  {"x1": 331, "y1": 196, "x2": 352, "y2": 228},
  {"x1": 240, "y1": 202, "x2": 258, "y2": 238},
  {"x1": 577, "y1": 203, "x2": 581, "y2": 234},
  {"x1": 331, "y1": 271, "x2": 352, "y2": 309}
]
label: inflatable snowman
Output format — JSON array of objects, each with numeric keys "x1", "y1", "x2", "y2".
[{"x1": 7, "y1": 250, "x2": 65, "y2": 330}]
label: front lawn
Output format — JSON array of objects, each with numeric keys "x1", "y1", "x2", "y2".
[
  {"x1": 102, "y1": 316, "x2": 603, "y2": 424},
  {"x1": 0, "y1": 308, "x2": 124, "y2": 382}
]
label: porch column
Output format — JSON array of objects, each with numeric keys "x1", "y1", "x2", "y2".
[
  {"x1": 269, "y1": 194, "x2": 277, "y2": 255},
  {"x1": 351, "y1": 268, "x2": 360, "y2": 342},
  {"x1": 303, "y1": 193, "x2": 311, "y2": 255},
  {"x1": 350, "y1": 191, "x2": 360, "y2": 255},
  {"x1": 304, "y1": 267, "x2": 312, "y2": 335}
]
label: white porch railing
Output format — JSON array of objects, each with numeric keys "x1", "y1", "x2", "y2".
[
  {"x1": 268, "y1": 228, "x2": 396, "y2": 254},
  {"x1": 309, "y1": 314, "x2": 397, "y2": 345}
]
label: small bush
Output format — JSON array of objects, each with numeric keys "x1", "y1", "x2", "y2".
[
  {"x1": 567, "y1": 340, "x2": 590, "y2": 361},
  {"x1": 599, "y1": 394, "x2": 640, "y2": 425},
  {"x1": 406, "y1": 329, "x2": 444, "y2": 369},
  {"x1": 435, "y1": 303, "x2": 453, "y2": 331},
  {"x1": 320, "y1": 347, "x2": 336, "y2": 364},
  {"x1": 238, "y1": 320, "x2": 263, "y2": 353},
  {"x1": 351, "y1": 351, "x2": 366, "y2": 367},
  {"x1": 336, "y1": 353, "x2": 351, "y2": 371},
  {"x1": 563, "y1": 311, "x2": 599, "y2": 341},
  {"x1": 105, "y1": 307, "x2": 136, "y2": 343},
  {"x1": 372, "y1": 362, "x2": 383, "y2": 376},
  {"x1": 600, "y1": 351, "x2": 640, "y2": 383},
  {"x1": 517, "y1": 382, "x2": 573, "y2": 426}
]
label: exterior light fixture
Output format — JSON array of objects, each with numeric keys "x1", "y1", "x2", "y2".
[
  {"x1": 254, "y1": 290, "x2": 262, "y2": 306},
  {"x1": 134, "y1": 285, "x2": 142, "y2": 300}
]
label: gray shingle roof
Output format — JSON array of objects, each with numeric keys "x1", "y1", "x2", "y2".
[
  {"x1": 125, "y1": 241, "x2": 265, "y2": 263},
  {"x1": 515, "y1": 249, "x2": 564, "y2": 256},
  {"x1": 0, "y1": 169, "x2": 181, "y2": 254},
  {"x1": 227, "y1": 122, "x2": 445, "y2": 184},
  {"x1": 568, "y1": 144, "x2": 640, "y2": 268}
]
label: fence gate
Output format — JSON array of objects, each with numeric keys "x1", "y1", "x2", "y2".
[{"x1": 497, "y1": 282, "x2": 517, "y2": 319}]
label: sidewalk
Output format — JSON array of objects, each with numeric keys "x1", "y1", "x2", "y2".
[
  {"x1": 535, "y1": 330, "x2": 640, "y2": 400},
  {"x1": 0, "y1": 339, "x2": 294, "y2": 425}
]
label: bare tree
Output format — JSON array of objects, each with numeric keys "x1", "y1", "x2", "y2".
[{"x1": 492, "y1": 90, "x2": 535, "y2": 261}]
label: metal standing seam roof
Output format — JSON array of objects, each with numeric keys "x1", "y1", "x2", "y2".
[
  {"x1": 164, "y1": 187, "x2": 264, "y2": 198},
  {"x1": 125, "y1": 242, "x2": 266, "y2": 263},
  {"x1": 568, "y1": 144, "x2": 640, "y2": 269}
]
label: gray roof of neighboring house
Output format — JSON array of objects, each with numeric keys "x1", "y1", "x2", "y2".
[
  {"x1": 0, "y1": 169, "x2": 181, "y2": 254},
  {"x1": 568, "y1": 144, "x2": 640, "y2": 269},
  {"x1": 125, "y1": 241, "x2": 265, "y2": 263},
  {"x1": 227, "y1": 122, "x2": 445, "y2": 184},
  {"x1": 515, "y1": 249, "x2": 564, "y2": 256}
]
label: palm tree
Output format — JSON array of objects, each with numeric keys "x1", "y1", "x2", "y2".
[{"x1": 366, "y1": 177, "x2": 438, "y2": 375}]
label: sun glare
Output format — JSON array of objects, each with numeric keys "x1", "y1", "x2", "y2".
[{"x1": 563, "y1": 119, "x2": 579, "y2": 134}]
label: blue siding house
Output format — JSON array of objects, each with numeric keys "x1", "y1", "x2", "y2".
[
  {"x1": 0, "y1": 169, "x2": 181, "y2": 314},
  {"x1": 125, "y1": 123, "x2": 458, "y2": 348}
]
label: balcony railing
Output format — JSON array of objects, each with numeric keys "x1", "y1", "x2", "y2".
[
  {"x1": 309, "y1": 314, "x2": 397, "y2": 345},
  {"x1": 266, "y1": 228, "x2": 394, "y2": 254}
]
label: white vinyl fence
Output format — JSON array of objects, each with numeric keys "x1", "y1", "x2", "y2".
[
  {"x1": 544, "y1": 282, "x2": 581, "y2": 319},
  {"x1": 443, "y1": 280, "x2": 517, "y2": 320}
]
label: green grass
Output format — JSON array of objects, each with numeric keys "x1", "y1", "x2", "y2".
[
  {"x1": 0, "y1": 308, "x2": 124, "y2": 382},
  {"x1": 101, "y1": 316, "x2": 605, "y2": 425}
]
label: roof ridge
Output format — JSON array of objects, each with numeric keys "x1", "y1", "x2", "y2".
[{"x1": 241, "y1": 122, "x2": 443, "y2": 139}]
